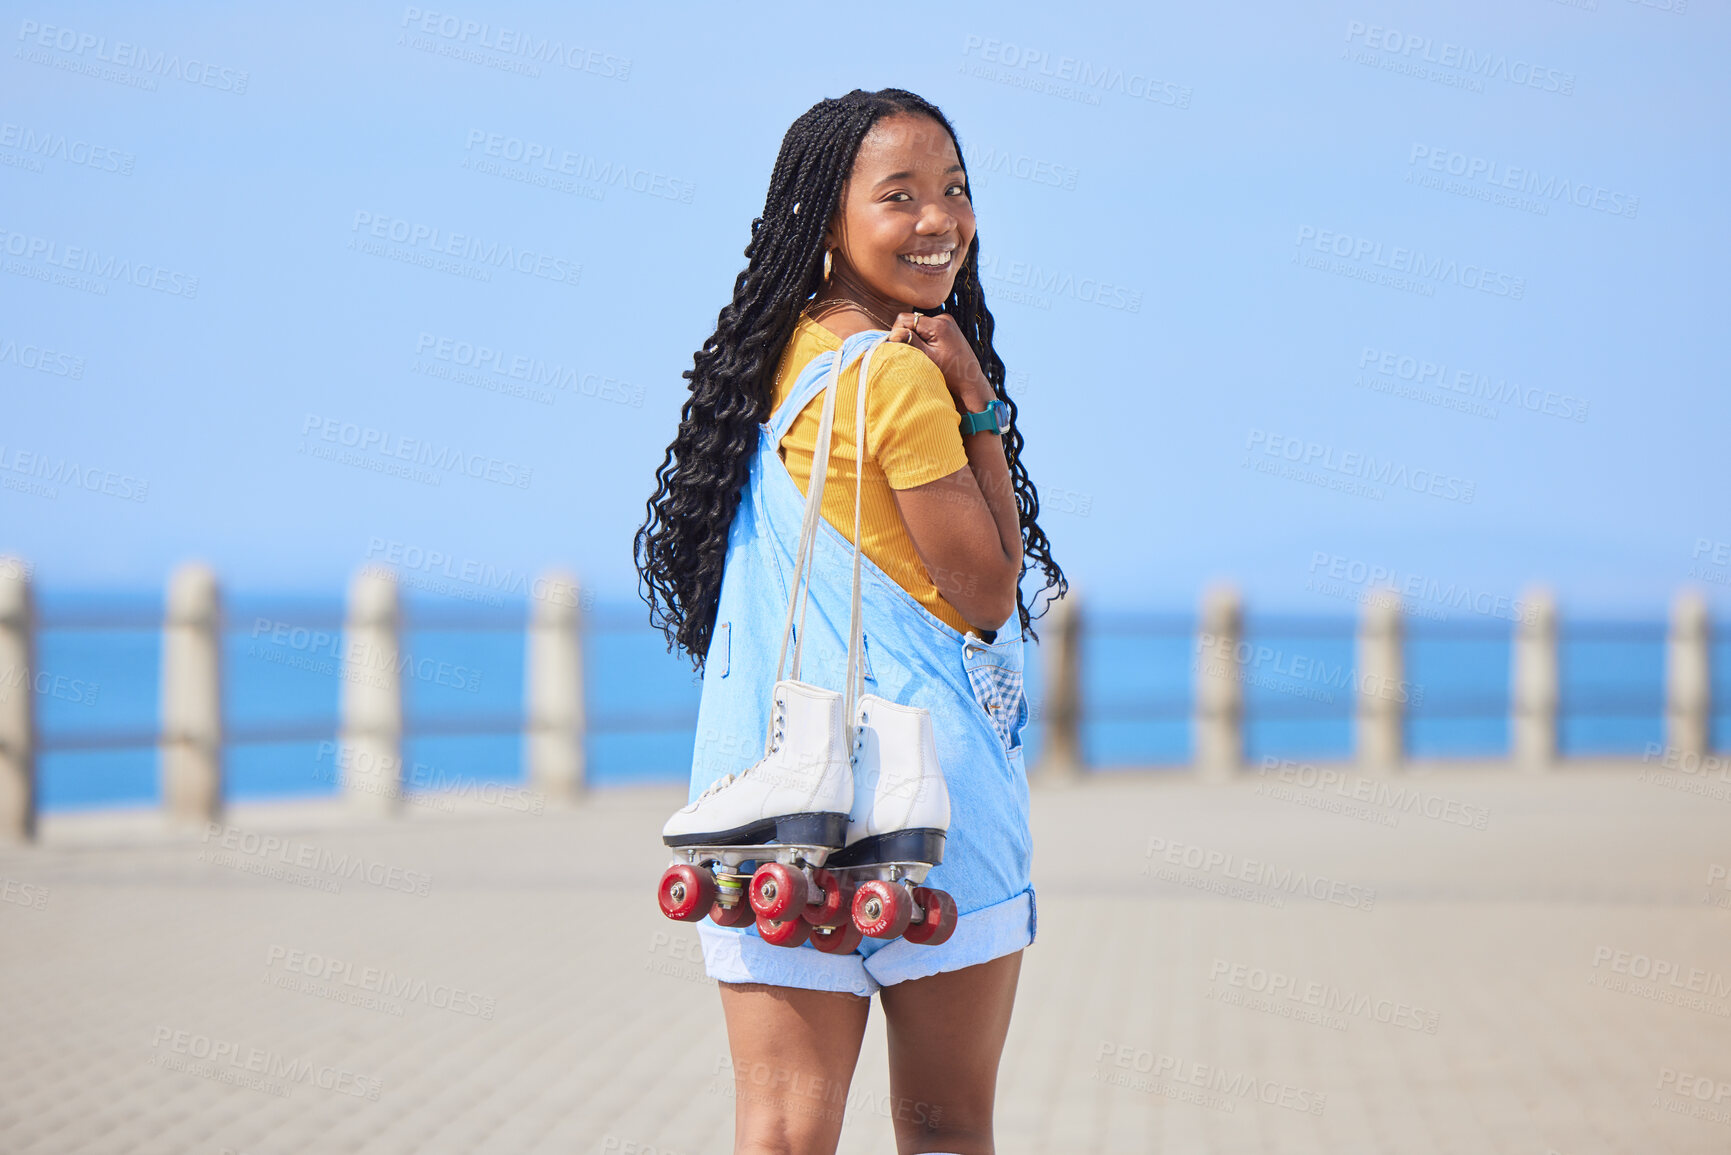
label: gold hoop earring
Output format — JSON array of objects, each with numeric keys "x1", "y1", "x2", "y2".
[{"x1": 822, "y1": 249, "x2": 833, "y2": 281}]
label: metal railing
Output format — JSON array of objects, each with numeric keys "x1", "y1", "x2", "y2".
[{"x1": 0, "y1": 558, "x2": 1721, "y2": 841}]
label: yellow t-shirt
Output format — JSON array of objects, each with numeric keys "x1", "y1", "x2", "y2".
[{"x1": 769, "y1": 314, "x2": 975, "y2": 636}]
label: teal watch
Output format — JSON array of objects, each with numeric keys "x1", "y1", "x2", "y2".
[{"x1": 960, "y1": 398, "x2": 1009, "y2": 435}]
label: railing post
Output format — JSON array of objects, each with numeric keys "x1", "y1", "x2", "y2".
[
  {"x1": 1194, "y1": 585, "x2": 1243, "y2": 781},
  {"x1": 161, "y1": 563, "x2": 223, "y2": 824},
  {"x1": 1512, "y1": 587, "x2": 1558, "y2": 772},
  {"x1": 0, "y1": 557, "x2": 36, "y2": 842},
  {"x1": 1355, "y1": 589, "x2": 1404, "y2": 775},
  {"x1": 526, "y1": 570, "x2": 585, "y2": 801},
  {"x1": 341, "y1": 566, "x2": 402, "y2": 814},
  {"x1": 1032, "y1": 588, "x2": 1082, "y2": 782},
  {"x1": 1666, "y1": 589, "x2": 1710, "y2": 762}
]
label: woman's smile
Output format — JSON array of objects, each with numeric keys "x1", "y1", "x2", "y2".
[{"x1": 898, "y1": 246, "x2": 957, "y2": 275}]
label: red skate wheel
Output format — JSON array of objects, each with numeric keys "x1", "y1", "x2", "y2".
[
  {"x1": 853, "y1": 880, "x2": 913, "y2": 939},
  {"x1": 756, "y1": 915, "x2": 811, "y2": 948},
  {"x1": 902, "y1": 887, "x2": 958, "y2": 946},
  {"x1": 810, "y1": 918, "x2": 864, "y2": 955},
  {"x1": 748, "y1": 862, "x2": 807, "y2": 921},
  {"x1": 801, "y1": 868, "x2": 850, "y2": 926},
  {"x1": 709, "y1": 897, "x2": 755, "y2": 927},
  {"x1": 657, "y1": 864, "x2": 716, "y2": 923}
]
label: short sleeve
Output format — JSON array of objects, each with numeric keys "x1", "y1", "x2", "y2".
[{"x1": 862, "y1": 342, "x2": 970, "y2": 489}]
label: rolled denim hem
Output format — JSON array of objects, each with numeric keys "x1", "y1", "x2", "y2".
[{"x1": 695, "y1": 920, "x2": 881, "y2": 996}]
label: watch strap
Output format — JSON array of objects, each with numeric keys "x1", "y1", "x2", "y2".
[{"x1": 960, "y1": 399, "x2": 1005, "y2": 435}]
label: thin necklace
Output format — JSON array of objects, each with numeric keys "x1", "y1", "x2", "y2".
[{"x1": 803, "y1": 294, "x2": 903, "y2": 332}]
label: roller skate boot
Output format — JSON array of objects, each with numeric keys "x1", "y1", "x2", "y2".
[
  {"x1": 657, "y1": 680, "x2": 853, "y2": 946},
  {"x1": 798, "y1": 692, "x2": 957, "y2": 953}
]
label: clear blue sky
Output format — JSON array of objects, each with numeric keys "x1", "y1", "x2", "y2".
[{"x1": 5, "y1": 0, "x2": 1727, "y2": 620}]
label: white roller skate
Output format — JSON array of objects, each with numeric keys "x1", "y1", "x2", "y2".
[
  {"x1": 808, "y1": 692, "x2": 957, "y2": 951},
  {"x1": 656, "y1": 679, "x2": 854, "y2": 940},
  {"x1": 657, "y1": 339, "x2": 872, "y2": 948}
]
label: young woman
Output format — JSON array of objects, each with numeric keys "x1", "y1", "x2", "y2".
[{"x1": 634, "y1": 88, "x2": 1066, "y2": 1155}]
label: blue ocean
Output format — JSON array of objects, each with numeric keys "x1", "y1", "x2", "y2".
[{"x1": 26, "y1": 591, "x2": 1730, "y2": 812}]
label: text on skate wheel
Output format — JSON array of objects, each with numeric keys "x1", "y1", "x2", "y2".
[{"x1": 852, "y1": 879, "x2": 914, "y2": 938}]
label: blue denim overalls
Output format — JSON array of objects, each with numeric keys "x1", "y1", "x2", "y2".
[{"x1": 688, "y1": 329, "x2": 1036, "y2": 996}]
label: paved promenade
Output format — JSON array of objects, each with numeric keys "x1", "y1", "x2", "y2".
[{"x1": 1, "y1": 759, "x2": 1727, "y2": 1154}]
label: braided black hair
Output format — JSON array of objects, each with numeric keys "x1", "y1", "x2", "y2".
[{"x1": 633, "y1": 87, "x2": 1068, "y2": 672}]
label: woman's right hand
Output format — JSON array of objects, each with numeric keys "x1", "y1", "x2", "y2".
[{"x1": 887, "y1": 312, "x2": 994, "y2": 412}]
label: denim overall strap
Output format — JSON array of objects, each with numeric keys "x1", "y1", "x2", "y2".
[{"x1": 764, "y1": 329, "x2": 888, "y2": 442}]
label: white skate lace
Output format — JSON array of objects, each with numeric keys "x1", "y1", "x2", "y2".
[
  {"x1": 695, "y1": 703, "x2": 781, "y2": 804},
  {"x1": 696, "y1": 772, "x2": 738, "y2": 801}
]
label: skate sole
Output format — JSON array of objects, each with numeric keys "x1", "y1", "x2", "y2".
[
  {"x1": 826, "y1": 828, "x2": 946, "y2": 870},
  {"x1": 663, "y1": 810, "x2": 849, "y2": 850}
]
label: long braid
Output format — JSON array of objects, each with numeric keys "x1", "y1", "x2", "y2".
[{"x1": 634, "y1": 88, "x2": 1068, "y2": 671}]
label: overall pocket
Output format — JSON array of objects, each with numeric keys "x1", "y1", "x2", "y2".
[{"x1": 963, "y1": 639, "x2": 1028, "y2": 760}]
